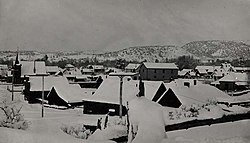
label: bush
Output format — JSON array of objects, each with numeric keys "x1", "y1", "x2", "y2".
[
  {"x1": 61, "y1": 124, "x2": 92, "y2": 139},
  {"x1": 0, "y1": 101, "x2": 29, "y2": 130}
]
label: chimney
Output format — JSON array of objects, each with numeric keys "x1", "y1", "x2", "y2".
[
  {"x1": 33, "y1": 61, "x2": 36, "y2": 73},
  {"x1": 184, "y1": 82, "x2": 190, "y2": 88}
]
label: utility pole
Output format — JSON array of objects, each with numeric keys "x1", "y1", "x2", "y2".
[
  {"x1": 119, "y1": 76, "x2": 124, "y2": 119},
  {"x1": 11, "y1": 69, "x2": 14, "y2": 101},
  {"x1": 109, "y1": 72, "x2": 139, "y2": 119},
  {"x1": 41, "y1": 75, "x2": 45, "y2": 118}
]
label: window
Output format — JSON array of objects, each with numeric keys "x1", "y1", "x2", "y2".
[
  {"x1": 171, "y1": 70, "x2": 173, "y2": 74},
  {"x1": 154, "y1": 69, "x2": 157, "y2": 73},
  {"x1": 154, "y1": 76, "x2": 157, "y2": 79},
  {"x1": 163, "y1": 69, "x2": 165, "y2": 73}
]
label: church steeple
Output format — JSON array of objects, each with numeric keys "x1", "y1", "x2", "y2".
[{"x1": 15, "y1": 47, "x2": 19, "y2": 65}]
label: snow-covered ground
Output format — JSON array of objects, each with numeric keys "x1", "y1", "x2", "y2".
[{"x1": 1, "y1": 83, "x2": 250, "y2": 143}]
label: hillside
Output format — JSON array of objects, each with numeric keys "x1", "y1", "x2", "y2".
[
  {"x1": 182, "y1": 40, "x2": 250, "y2": 60},
  {"x1": 95, "y1": 46, "x2": 193, "y2": 62}
]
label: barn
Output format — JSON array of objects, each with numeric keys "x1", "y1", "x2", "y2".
[
  {"x1": 24, "y1": 76, "x2": 69, "y2": 103},
  {"x1": 82, "y1": 77, "x2": 166, "y2": 115},
  {"x1": 157, "y1": 79, "x2": 229, "y2": 108},
  {"x1": 47, "y1": 84, "x2": 86, "y2": 107}
]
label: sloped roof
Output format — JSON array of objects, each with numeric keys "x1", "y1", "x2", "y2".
[
  {"x1": 161, "y1": 79, "x2": 229, "y2": 106},
  {"x1": 195, "y1": 66, "x2": 214, "y2": 73},
  {"x1": 20, "y1": 61, "x2": 46, "y2": 76},
  {"x1": 143, "y1": 62, "x2": 178, "y2": 69},
  {"x1": 125, "y1": 63, "x2": 141, "y2": 70},
  {"x1": 63, "y1": 67, "x2": 82, "y2": 75},
  {"x1": 48, "y1": 84, "x2": 87, "y2": 103},
  {"x1": 234, "y1": 67, "x2": 250, "y2": 71},
  {"x1": 219, "y1": 72, "x2": 248, "y2": 82},
  {"x1": 0, "y1": 64, "x2": 8, "y2": 70},
  {"x1": 46, "y1": 66, "x2": 59, "y2": 73},
  {"x1": 178, "y1": 69, "x2": 192, "y2": 76},
  {"x1": 29, "y1": 76, "x2": 69, "y2": 91},
  {"x1": 65, "y1": 64, "x2": 75, "y2": 68},
  {"x1": 83, "y1": 77, "x2": 163, "y2": 105}
]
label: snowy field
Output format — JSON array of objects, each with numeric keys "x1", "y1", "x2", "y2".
[{"x1": 0, "y1": 83, "x2": 250, "y2": 143}]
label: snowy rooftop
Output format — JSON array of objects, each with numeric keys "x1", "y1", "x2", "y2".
[
  {"x1": 178, "y1": 69, "x2": 192, "y2": 76},
  {"x1": 143, "y1": 62, "x2": 178, "y2": 69},
  {"x1": 83, "y1": 77, "x2": 163, "y2": 105},
  {"x1": 219, "y1": 72, "x2": 249, "y2": 82},
  {"x1": 46, "y1": 66, "x2": 59, "y2": 73},
  {"x1": 29, "y1": 76, "x2": 69, "y2": 91},
  {"x1": 162, "y1": 79, "x2": 229, "y2": 106},
  {"x1": 49, "y1": 84, "x2": 88, "y2": 103},
  {"x1": 20, "y1": 61, "x2": 46, "y2": 76},
  {"x1": 125, "y1": 63, "x2": 141, "y2": 70}
]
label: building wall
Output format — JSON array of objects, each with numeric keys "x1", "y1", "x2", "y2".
[{"x1": 139, "y1": 64, "x2": 178, "y2": 81}]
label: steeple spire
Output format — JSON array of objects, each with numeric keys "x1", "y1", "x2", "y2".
[{"x1": 15, "y1": 47, "x2": 19, "y2": 65}]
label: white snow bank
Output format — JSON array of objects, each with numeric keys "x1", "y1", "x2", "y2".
[
  {"x1": 127, "y1": 96, "x2": 168, "y2": 143},
  {"x1": 88, "y1": 125, "x2": 127, "y2": 141}
]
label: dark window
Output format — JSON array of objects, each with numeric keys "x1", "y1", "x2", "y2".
[
  {"x1": 154, "y1": 76, "x2": 157, "y2": 78},
  {"x1": 154, "y1": 69, "x2": 157, "y2": 73},
  {"x1": 171, "y1": 70, "x2": 173, "y2": 74},
  {"x1": 163, "y1": 69, "x2": 165, "y2": 73}
]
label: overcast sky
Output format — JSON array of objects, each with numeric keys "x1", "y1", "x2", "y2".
[{"x1": 0, "y1": 0, "x2": 250, "y2": 52}]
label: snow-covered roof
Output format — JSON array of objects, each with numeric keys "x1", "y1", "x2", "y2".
[
  {"x1": 46, "y1": 66, "x2": 59, "y2": 73},
  {"x1": 49, "y1": 84, "x2": 87, "y2": 103},
  {"x1": 161, "y1": 79, "x2": 229, "y2": 106},
  {"x1": 81, "y1": 68, "x2": 94, "y2": 73},
  {"x1": 29, "y1": 76, "x2": 69, "y2": 91},
  {"x1": 178, "y1": 69, "x2": 192, "y2": 76},
  {"x1": 234, "y1": 67, "x2": 250, "y2": 71},
  {"x1": 143, "y1": 62, "x2": 178, "y2": 69},
  {"x1": 65, "y1": 64, "x2": 75, "y2": 68},
  {"x1": 20, "y1": 61, "x2": 46, "y2": 76},
  {"x1": 219, "y1": 72, "x2": 248, "y2": 82},
  {"x1": 125, "y1": 63, "x2": 141, "y2": 70},
  {"x1": 63, "y1": 67, "x2": 82, "y2": 75},
  {"x1": 195, "y1": 66, "x2": 214, "y2": 73},
  {"x1": 0, "y1": 64, "x2": 8, "y2": 70},
  {"x1": 83, "y1": 77, "x2": 163, "y2": 105}
]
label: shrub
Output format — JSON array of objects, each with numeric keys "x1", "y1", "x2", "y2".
[
  {"x1": 61, "y1": 124, "x2": 92, "y2": 139},
  {"x1": 0, "y1": 101, "x2": 29, "y2": 130}
]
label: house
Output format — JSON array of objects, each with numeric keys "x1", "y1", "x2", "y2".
[
  {"x1": 213, "y1": 72, "x2": 249, "y2": 91},
  {"x1": 82, "y1": 77, "x2": 166, "y2": 115},
  {"x1": 178, "y1": 69, "x2": 195, "y2": 79},
  {"x1": 74, "y1": 75, "x2": 103, "y2": 88},
  {"x1": 157, "y1": 79, "x2": 228, "y2": 108},
  {"x1": 0, "y1": 64, "x2": 8, "y2": 81},
  {"x1": 139, "y1": 62, "x2": 178, "y2": 81},
  {"x1": 24, "y1": 76, "x2": 69, "y2": 103},
  {"x1": 47, "y1": 84, "x2": 87, "y2": 107},
  {"x1": 81, "y1": 68, "x2": 94, "y2": 75},
  {"x1": 87, "y1": 65, "x2": 105, "y2": 73},
  {"x1": 195, "y1": 66, "x2": 214, "y2": 77},
  {"x1": 46, "y1": 66, "x2": 60, "y2": 75},
  {"x1": 125, "y1": 63, "x2": 140, "y2": 73}
]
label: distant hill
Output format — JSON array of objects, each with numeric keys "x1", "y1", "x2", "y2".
[
  {"x1": 95, "y1": 45, "x2": 193, "y2": 62},
  {"x1": 182, "y1": 40, "x2": 250, "y2": 60}
]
